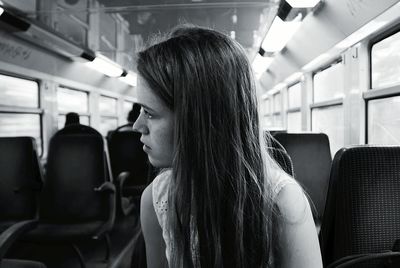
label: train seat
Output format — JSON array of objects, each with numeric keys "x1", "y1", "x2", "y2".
[
  {"x1": 320, "y1": 145, "x2": 400, "y2": 268},
  {"x1": 0, "y1": 137, "x2": 43, "y2": 233},
  {"x1": 0, "y1": 220, "x2": 46, "y2": 268},
  {"x1": 107, "y1": 126, "x2": 152, "y2": 216},
  {"x1": 273, "y1": 133, "x2": 332, "y2": 230},
  {"x1": 27, "y1": 125, "x2": 116, "y2": 266},
  {"x1": 266, "y1": 134, "x2": 294, "y2": 176}
]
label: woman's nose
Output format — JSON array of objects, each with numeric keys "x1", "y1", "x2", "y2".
[{"x1": 132, "y1": 115, "x2": 149, "y2": 134}]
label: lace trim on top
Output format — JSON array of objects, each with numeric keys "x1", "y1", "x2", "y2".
[{"x1": 152, "y1": 168, "x2": 297, "y2": 266}]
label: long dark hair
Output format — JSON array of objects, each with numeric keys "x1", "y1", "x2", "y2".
[{"x1": 137, "y1": 26, "x2": 275, "y2": 267}]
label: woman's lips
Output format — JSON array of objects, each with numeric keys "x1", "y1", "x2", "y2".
[{"x1": 143, "y1": 144, "x2": 151, "y2": 152}]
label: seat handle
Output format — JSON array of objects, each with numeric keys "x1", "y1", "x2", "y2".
[{"x1": 94, "y1": 181, "x2": 116, "y2": 193}]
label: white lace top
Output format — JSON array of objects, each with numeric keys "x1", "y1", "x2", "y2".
[{"x1": 152, "y1": 168, "x2": 298, "y2": 266}]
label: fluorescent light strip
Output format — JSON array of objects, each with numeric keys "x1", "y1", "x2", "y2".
[
  {"x1": 0, "y1": 7, "x2": 4, "y2": 17},
  {"x1": 286, "y1": 0, "x2": 321, "y2": 8},
  {"x1": 119, "y1": 71, "x2": 138, "y2": 87},
  {"x1": 261, "y1": 16, "x2": 301, "y2": 53},
  {"x1": 252, "y1": 54, "x2": 274, "y2": 79},
  {"x1": 86, "y1": 54, "x2": 123, "y2": 77}
]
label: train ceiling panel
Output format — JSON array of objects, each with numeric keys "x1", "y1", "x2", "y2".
[{"x1": 0, "y1": 0, "x2": 279, "y2": 71}]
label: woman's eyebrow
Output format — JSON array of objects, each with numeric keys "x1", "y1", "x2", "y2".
[{"x1": 136, "y1": 102, "x2": 157, "y2": 113}]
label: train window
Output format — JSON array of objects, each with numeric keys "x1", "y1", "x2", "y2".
[
  {"x1": 99, "y1": 96, "x2": 118, "y2": 136},
  {"x1": 371, "y1": 30, "x2": 400, "y2": 89},
  {"x1": 57, "y1": 0, "x2": 89, "y2": 26},
  {"x1": 0, "y1": 113, "x2": 42, "y2": 154},
  {"x1": 99, "y1": 117, "x2": 118, "y2": 136},
  {"x1": 273, "y1": 92, "x2": 282, "y2": 113},
  {"x1": 288, "y1": 83, "x2": 301, "y2": 109},
  {"x1": 312, "y1": 105, "x2": 344, "y2": 156},
  {"x1": 99, "y1": 12, "x2": 117, "y2": 60},
  {"x1": 99, "y1": 95, "x2": 117, "y2": 116},
  {"x1": 272, "y1": 92, "x2": 283, "y2": 128},
  {"x1": 56, "y1": 10, "x2": 88, "y2": 47},
  {"x1": 57, "y1": 87, "x2": 89, "y2": 129},
  {"x1": 264, "y1": 98, "x2": 271, "y2": 114},
  {"x1": 57, "y1": 87, "x2": 89, "y2": 114},
  {"x1": 0, "y1": 74, "x2": 42, "y2": 154},
  {"x1": 287, "y1": 112, "x2": 301, "y2": 132},
  {"x1": 0, "y1": 0, "x2": 36, "y2": 13},
  {"x1": 312, "y1": 62, "x2": 345, "y2": 155},
  {"x1": 57, "y1": 115, "x2": 90, "y2": 130},
  {"x1": 313, "y1": 62, "x2": 344, "y2": 103},
  {"x1": 0, "y1": 74, "x2": 39, "y2": 108},
  {"x1": 368, "y1": 96, "x2": 400, "y2": 144},
  {"x1": 123, "y1": 100, "x2": 134, "y2": 123},
  {"x1": 287, "y1": 83, "x2": 302, "y2": 132},
  {"x1": 262, "y1": 98, "x2": 272, "y2": 130},
  {"x1": 264, "y1": 116, "x2": 273, "y2": 129}
]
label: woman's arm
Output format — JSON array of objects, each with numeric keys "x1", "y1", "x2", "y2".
[
  {"x1": 274, "y1": 182, "x2": 323, "y2": 268},
  {"x1": 140, "y1": 183, "x2": 168, "y2": 268}
]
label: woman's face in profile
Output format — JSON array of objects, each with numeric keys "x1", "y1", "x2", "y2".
[{"x1": 133, "y1": 76, "x2": 174, "y2": 168}]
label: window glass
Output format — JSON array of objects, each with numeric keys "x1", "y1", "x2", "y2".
[
  {"x1": 99, "y1": 117, "x2": 118, "y2": 136},
  {"x1": 263, "y1": 98, "x2": 271, "y2": 116},
  {"x1": 99, "y1": 96, "x2": 117, "y2": 116},
  {"x1": 99, "y1": 13, "x2": 117, "y2": 60},
  {"x1": 263, "y1": 115, "x2": 273, "y2": 129},
  {"x1": 57, "y1": 87, "x2": 88, "y2": 114},
  {"x1": 368, "y1": 96, "x2": 400, "y2": 144},
  {"x1": 0, "y1": 113, "x2": 42, "y2": 155},
  {"x1": 0, "y1": 74, "x2": 39, "y2": 108},
  {"x1": 273, "y1": 92, "x2": 282, "y2": 114},
  {"x1": 123, "y1": 101, "x2": 133, "y2": 123},
  {"x1": 272, "y1": 113, "x2": 283, "y2": 128},
  {"x1": 58, "y1": 115, "x2": 90, "y2": 130},
  {"x1": 288, "y1": 83, "x2": 301, "y2": 109},
  {"x1": 1, "y1": 0, "x2": 36, "y2": 13},
  {"x1": 57, "y1": 0, "x2": 88, "y2": 24},
  {"x1": 287, "y1": 111, "x2": 301, "y2": 132},
  {"x1": 56, "y1": 12, "x2": 88, "y2": 47},
  {"x1": 313, "y1": 62, "x2": 344, "y2": 103},
  {"x1": 371, "y1": 30, "x2": 400, "y2": 89},
  {"x1": 311, "y1": 105, "x2": 344, "y2": 156}
]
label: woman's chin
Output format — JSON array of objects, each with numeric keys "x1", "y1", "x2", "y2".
[{"x1": 148, "y1": 157, "x2": 172, "y2": 169}]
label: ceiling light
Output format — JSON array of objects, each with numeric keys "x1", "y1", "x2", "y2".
[
  {"x1": 85, "y1": 54, "x2": 124, "y2": 77},
  {"x1": 286, "y1": 0, "x2": 321, "y2": 8},
  {"x1": 119, "y1": 71, "x2": 137, "y2": 87},
  {"x1": 252, "y1": 53, "x2": 274, "y2": 79},
  {"x1": 261, "y1": 15, "x2": 301, "y2": 53}
]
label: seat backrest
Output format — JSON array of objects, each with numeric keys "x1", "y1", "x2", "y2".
[
  {"x1": 0, "y1": 137, "x2": 42, "y2": 222},
  {"x1": 107, "y1": 130, "x2": 150, "y2": 187},
  {"x1": 40, "y1": 125, "x2": 112, "y2": 223},
  {"x1": 320, "y1": 145, "x2": 400, "y2": 267},
  {"x1": 266, "y1": 134, "x2": 294, "y2": 176},
  {"x1": 274, "y1": 133, "x2": 332, "y2": 222}
]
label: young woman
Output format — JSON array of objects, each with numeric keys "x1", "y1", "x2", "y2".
[{"x1": 133, "y1": 26, "x2": 322, "y2": 268}]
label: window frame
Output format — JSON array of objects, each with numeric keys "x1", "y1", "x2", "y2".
[
  {"x1": 286, "y1": 81, "x2": 302, "y2": 132},
  {"x1": 312, "y1": 59, "x2": 344, "y2": 108},
  {"x1": 368, "y1": 25, "x2": 400, "y2": 91},
  {"x1": 365, "y1": 25, "x2": 400, "y2": 143},
  {"x1": 0, "y1": 73, "x2": 44, "y2": 155},
  {"x1": 56, "y1": 86, "x2": 90, "y2": 129}
]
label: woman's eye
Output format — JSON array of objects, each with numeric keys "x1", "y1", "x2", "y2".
[{"x1": 143, "y1": 109, "x2": 153, "y2": 119}]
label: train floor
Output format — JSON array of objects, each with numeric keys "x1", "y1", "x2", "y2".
[{"x1": 6, "y1": 210, "x2": 141, "y2": 268}]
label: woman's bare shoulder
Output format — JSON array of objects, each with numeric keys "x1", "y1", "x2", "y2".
[{"x1": 274, "y1": 181, "x2": 308, "y2": 224}]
